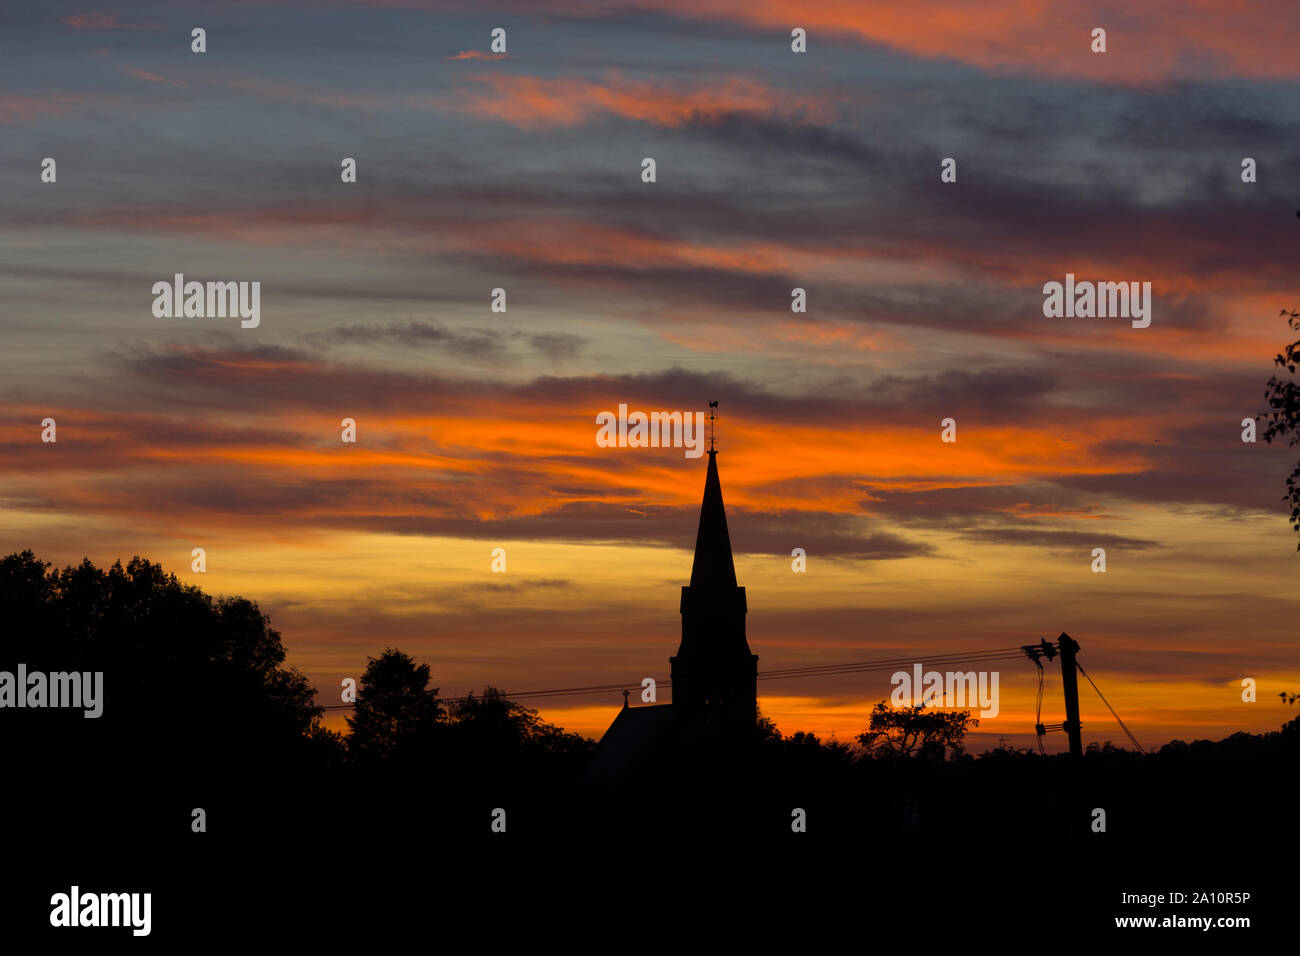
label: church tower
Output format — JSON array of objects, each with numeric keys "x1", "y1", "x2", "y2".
[
  {"x1": 669, "y1": 414, "x2": 758, "y2": 731},
  {"x1": 581, "y1": 409, "x2": 759, "y2": 786}
]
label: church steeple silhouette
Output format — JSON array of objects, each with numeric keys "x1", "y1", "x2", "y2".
[
  {"x1": 580, "y1": 409, "x2": 760, "y2": 787},
  {"x1": 670, "y1": 408, "x2": 758, "y2": 729}
]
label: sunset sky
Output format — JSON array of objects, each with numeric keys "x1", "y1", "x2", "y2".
[{"x1": 2, "y1": 0, "x2": 1298, "y2": 752}]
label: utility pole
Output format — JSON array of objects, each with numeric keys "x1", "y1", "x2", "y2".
[
  {"x1": 1020, "y1": 632, "x2": 1087, "y2": 838},
  {"x1": 1058, "y1": 632, "x2": 1083, "y2": 759}
]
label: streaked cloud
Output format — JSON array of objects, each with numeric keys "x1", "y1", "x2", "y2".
[
  {"x1": 62, "y1": 12, "x2": 158, "y2": 31},
  {"x1": 124, "y1": 67, "x2": 189, "y2": 88},
  {"x1": 445, "y1": 50, "x2": 509, "y2": 61},
  {"x1": 452, "y1": 72, "x2": 838, "y2": 129}
]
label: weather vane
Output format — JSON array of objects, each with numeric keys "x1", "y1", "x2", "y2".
[{"x1": 708, "y1": 400, "x2": 718, "y2": 452}]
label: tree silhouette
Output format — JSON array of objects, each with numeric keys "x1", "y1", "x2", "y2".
[
  {"x1": 754, "y1": 704, "x2": 787, "y2": 743},
  {"x1": 345, "y1": 647, "x2": 443, "y2": 763},
  {"x1": 857, "y1": 701, "x2": 977, "y2": 763},
  {"x1": 1259, "y1": 309, "x2": 1300, "y2": 548},
  {"x1": 1, "y1": 549, "x2": 340, "y2": 847},
  {"x1": 449, "y1": 685, "x2": 592, "y2": 756},
  {"x1": 0, "y1": 549, "x2": 332, "y2": 767},
  {"x1": 441, "y1": 686, "x2": 594, "y2": 791}
]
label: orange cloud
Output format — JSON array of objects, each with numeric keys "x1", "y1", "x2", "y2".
[
  {"x1": 453, "y1": 72, "x2": 837, "y2": 128},
  {"x1": 0, "y1": 92, "x2": 125, "y2": 124},
  {"x1": 367, "y1": 0, "x2": 1300, "y2": 82},
  {"x1": 124, "y1": 67, "x2": 189, "y2": 89},
  {"x1": 445, "y1": 50, "x2": 509, "y2": 60},
  {"x1": 518, "y1": 0, "x2": 1300, "y2": 82},
  {"x1": 63, "y1": 12, "x2": 156, "y2": 30},
  {"x1": 0, "y1": 369, "x2": 1168, "y2": 539}
]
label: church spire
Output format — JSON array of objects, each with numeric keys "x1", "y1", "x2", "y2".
[{"x1": 688, "y1": 446, "x2": 738, "y2": 591}]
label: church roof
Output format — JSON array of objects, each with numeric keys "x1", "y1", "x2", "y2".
[
  {"x1": 688, "y1": 450, "x2": 737, "y2": 592},
  {"x1": 580, "y1": 703, "x2": 677, "y2": 788}
]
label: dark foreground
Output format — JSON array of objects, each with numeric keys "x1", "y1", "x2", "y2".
[{"x1": 8, "y1": 770, "x2": 1293, "y2": 945}]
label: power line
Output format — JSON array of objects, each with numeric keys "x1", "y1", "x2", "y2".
[
  {"x1": 1076, "y1": 661, "x2": 1145, "y2": 754},
  {"x1": 757, "y1": 656, "x2": 1026, "y2": 683},
  {"x1": 320, "y1": 645, "x2": 1034, "y2": 710},
  {"x1": 1030, "y1": 655, "x2": 1046, "y2": 754},
  {"x1": 758, "y1": 648, "x2": 1027, "y2": 679}
]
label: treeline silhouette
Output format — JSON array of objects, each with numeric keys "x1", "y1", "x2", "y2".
[{"x1": 3, "y1": 549, "x2": 1297, "y2": 859}]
